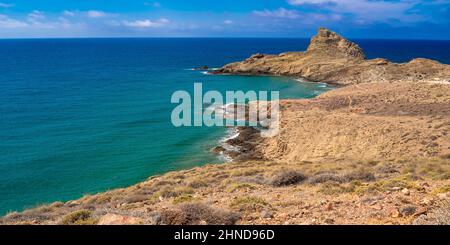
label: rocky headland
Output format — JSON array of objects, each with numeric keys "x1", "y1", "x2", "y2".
[
  {"x1": 1, "y1": 28, "x2": 449, "y2": 225},
  {"x1": 216, "y1": 28, "x2": 450, "y2": 86}
]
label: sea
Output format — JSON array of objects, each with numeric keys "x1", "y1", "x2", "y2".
[{"x1": 0, "y1": 38, "x2": 449, "y2": 214}]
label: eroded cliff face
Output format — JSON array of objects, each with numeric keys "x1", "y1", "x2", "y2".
[{"x1": 217, "y1": 28, "x2": 450, "y2": 85}]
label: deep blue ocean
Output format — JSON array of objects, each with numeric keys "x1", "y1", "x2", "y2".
[{"x1": 0, "y1": 38, "x2": 449, "y2": 215}]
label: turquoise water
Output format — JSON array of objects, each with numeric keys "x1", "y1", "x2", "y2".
[
  {"x1": 0, "y1": 38, "x2": 334, "y2": 214},
  {"x1": 1, "y1": 38, "x2": 449, "y2": 214}
]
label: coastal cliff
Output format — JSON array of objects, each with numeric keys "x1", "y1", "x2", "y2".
[
  {"x1": 1, "y1": 28, "x2": 449, "y2": 225},
  {"x1": 216, "y1": 28, "x2": 450, "y2": 85}
]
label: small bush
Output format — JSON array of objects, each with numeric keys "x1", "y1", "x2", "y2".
[
  {"x1": 151, "y1": 180, "x2": 176, "y2": 189},
  {"x1": 227, "y1": 182, "x2": 257, "y2": 193},
  {"x1": 309, "y1": 170, "x2": 375, "y2": 184},
  {"x1": 308, "y1": 172, "x2": 346, "y2": 184},
  {"x1": 187, "y1": 179, "x2": 208, "y2": 189},
  {"x1": 231, "y1": 168, "x2": 262, "y2": 177},
  {"x1": 34, "y1": 205, "x2": 54, "y2": 213},
  {"x1": 233, "y1": 175, "x2": 266, "y2": 185},
  {"x1": 375, "y1": 161, "x2": 400, "y2": 174},
  {"x1": 60, "y1": 210, "x2": 97, "y2": 225},
  {"x1": 160, "y1": 203, "x2": 240, "y2": 225},
  {"x1": 154, "y1": 186, "x2": 194, "y2": 199},
  {"x1": 123, "y1": 194, "x2": 149, "y2": 204},
  {"x1": 1, "y1": 210, "x2": 51, "y2": 224},
  {"x1": 271, "y1": 170, "x2": 306, "y2": 187},
  {"x1": 416, "y1": 162, "x2": 450, "y2": 180},
  {"x1": 89, "y1": 194, "x2": 112, "y2": 204},
  {"x1": 49, "y1": 201, "x2": 64, "y2": 208},
  {"x1": 399, "y1": 205, "x2": 417, "y2": 217},
  {"x1": 230, "y1": 196, "x2": 269, "y2": 212},
  {"x1": 319, "y1": 181, "x2": 360, "y2": 195},
  {"x1": 345, "y1": 170, "x2": 376, "y2": 182},
  {"x1": 173, "y1": 195, "x2": 194, "y2": 205}
]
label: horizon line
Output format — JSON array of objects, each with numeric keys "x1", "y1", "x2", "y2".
[{"x1": 1, "y1": 36, "x2": 450, "y2": 41}]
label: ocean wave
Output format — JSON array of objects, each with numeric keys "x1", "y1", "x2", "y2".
[
  {"x1": 296, "y1": 78, "x2": 328, "y2": 88},
  {"x1": 217, "y1": 127, "x2": 241, "y2": 162},
  {"x1": 205, "y1": 103, "x2": 247, "y2": 118}
]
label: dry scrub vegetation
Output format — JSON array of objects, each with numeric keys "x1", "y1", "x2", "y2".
[
  {"x1": 2, "y1": 28, "x2": 449, "y2": 226},
  {"x1": 2, "y1": 156, "x2": 449, "y2": 225}
]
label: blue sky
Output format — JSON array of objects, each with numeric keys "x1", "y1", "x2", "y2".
[{"x1": 0, "y1": 0, "x2": 449, "y2": 39}]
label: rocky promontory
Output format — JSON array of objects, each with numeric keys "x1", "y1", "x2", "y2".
[
  {"x1": 1, "y1": 28, "x2": 449, "y2": 225},
  {"x1": 216, "y1": 28, "x2": 450, "y2": 85}
]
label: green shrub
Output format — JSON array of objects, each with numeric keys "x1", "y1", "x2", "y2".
[
  {"x1": 60, "y1": 210, "x2": 97, "y2": 225},
  {"x1": 230, "y1": 196, "x2": 269, "y2": 212}
]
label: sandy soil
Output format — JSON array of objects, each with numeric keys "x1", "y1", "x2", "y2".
[{"x1": 255, "y1": 82, "x2": 450, "y2": 163}]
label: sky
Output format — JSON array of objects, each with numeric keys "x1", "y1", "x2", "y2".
[{"x1": 0, "y1": 0, "x2": 449, "y2": 39}]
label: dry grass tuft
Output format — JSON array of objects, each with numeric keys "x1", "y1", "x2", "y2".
[
  {"x1": 160, "y1": 203, "x2": 240, "y2": 225},
  {"x1": 318, "y1": 181, "x2": 361, "y2": 195},
  {"x1": 187, "y1": 179, "x2": 209, "y2": 188},
  {"x1": 309, "y1": 170, "x2": 375, "y2": 185},
  {"x1": 123, "y1": 194, "x2": 149, "y2": 204},
  {"x1": 172, "y1": 194, "x2": 195, "y2": 205},
  {"x1": 227, "y1": 182, "x2": 257, "y2": 193},
  {"x1": 230, "y1": 196, "x2": 269, "y2": 212},
  {"x1": 271, "y1": 170, "x2": 306, "y2": 187},
  {"x1": 59, "y1": 210, "x2": 98, "y2": 225},
  {"x1": 153, "y1": 186, "x2": 194, "y2": 199}
]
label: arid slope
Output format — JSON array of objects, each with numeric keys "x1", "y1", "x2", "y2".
[
  {"x1": 253, "y1": 82, "x2": 450, "y2": 162},
  {"x1": 1, "y1": 28, "x2": 450, "y2": 225}
]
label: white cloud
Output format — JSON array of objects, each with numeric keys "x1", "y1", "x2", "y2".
[
  {"x1": 28, "y1": 10, "x2": 45, "y2": 20},
  {"x1": 252, "y1": 6, "x2": 346, "y2": 26},
  {"x1": 87, "y1": 10, "x2": 106, "y2": 18},
  {"x1": 144, "y1": 2, "x2": 161, "y2": 8},
  {"x1": 224, "y1": 19, "x2": 234, "y2": 25},
  {"x1": 0, "y1": 2, "x2": 13, "y2": 8},
  {"x1": 253, "y1": 8, "x2": 301, "y2": 19},
  {"x1": 27, "y1": 11, "x2": 59, "y2": 29},
  {"x1": 309, "y1": 13, "x2": 342, "y2": 22},
  {"x1": 122, "y1": 18, "x2": 170, "y2": 28},
  {"x1": 0, "y1": 12, "x2": 77, "y2": 30},
  {"x1": 26, "y1": 10, "x2": 53, "y2": 28},
  {"x1": 63, "y1": 10, "x2": 76, "y2": 17},
  {"x1": 288, "y1": 0, "x2": 423, "y2": 23},
  {"x1": 288, "y1": 0, "x2": 330, "y2": 5},
  {"x1": 0, "y1": 14, "x2": 28, "y2": 28}
]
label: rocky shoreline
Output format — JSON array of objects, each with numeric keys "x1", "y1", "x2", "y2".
[
  {"x1": 212, "y1": 126, "x2": 265, "y2": 162},
  {"x1": 209, "y1": 28, "x2": 450, "y2": 163},
  {"x1": 1, "y1": 28, "x2": 449, "y2": 225}
]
